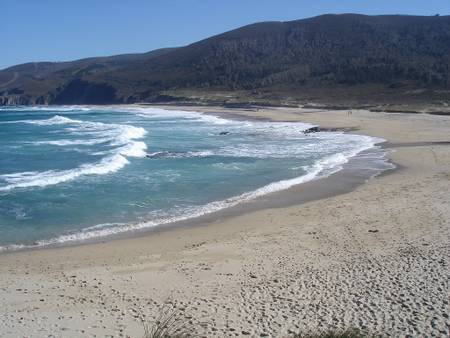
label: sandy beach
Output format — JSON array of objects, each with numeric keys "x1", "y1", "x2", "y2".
[{"x1": 1, "y1": 106, "x2": 449, "y2": 337}]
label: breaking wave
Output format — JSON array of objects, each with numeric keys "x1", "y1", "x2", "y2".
[
  {"x1": 0, "y1": 133, "x2": 391, "y2": 252},
  {"x1": 0, "y1": 106, "x2": 395, "y2": 252},
  {"x1": 0, "y1": 115, "x2": 147, "y2": 191}
]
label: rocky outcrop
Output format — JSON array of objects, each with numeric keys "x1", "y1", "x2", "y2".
[
  {"x1": 0, "y1": 95, "x2": 32, "y2": 106},
  {"x1": 304, "y1": 126, "x2": 320, "y2": 134},
  {"x1": 0, "y1": 93, "x2": 53, "y2": 106},
  {"x1": 52, "y1": 79, "x2": 118, "y2": 105}
]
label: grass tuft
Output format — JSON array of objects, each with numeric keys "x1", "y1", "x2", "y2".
[
  {"x1": 140, "y1": 305, "x2": 198, "y2": 338},
  {"x1": 140, "y1": 305, "x2": 369, "y2": 338}
]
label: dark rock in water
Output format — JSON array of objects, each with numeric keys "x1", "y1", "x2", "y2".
[
  {"x1": 219, "y1": 131, "x2": 230, "y2": 135},
  {"x1": 146, "y1": 151, "x2": 170, "y2": 159},
  {"x1": 304, "y1": 126, "x2": 320, "y2": 134},
  {"x1": 146, "y1": 151, "x2": 201, "y2": 159}
]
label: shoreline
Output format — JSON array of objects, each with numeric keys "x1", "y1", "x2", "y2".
[
  {"x1": 0, "y1": 146, "x2": 393, "y2": 255},
  {"x1": 1, "y1": 105, "x2": 449, "y2": 337},
  {"x1": 0, "y1": 105, "x2": 392, "y2": 254}
]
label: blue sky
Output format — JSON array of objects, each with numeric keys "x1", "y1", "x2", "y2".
[{"x1": 1, "y1": 0, "x2": 449, "y2": 69}]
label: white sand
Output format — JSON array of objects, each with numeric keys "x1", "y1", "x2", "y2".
[{"x1": 0, "y1": 107, "x2": 449, "y2": 337}]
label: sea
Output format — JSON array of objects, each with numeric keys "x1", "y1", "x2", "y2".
[{"x1": 0, "y1": 106, "x2": 393, "y2": 251}]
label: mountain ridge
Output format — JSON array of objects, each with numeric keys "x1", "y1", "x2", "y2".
[{"x1": 1, "y1": 14, "x2": 450, "y2": 106}]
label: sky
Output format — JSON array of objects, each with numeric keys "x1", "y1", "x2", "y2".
[{"x1": 1, "y1": 0, "x2": 449, "y2": 69}]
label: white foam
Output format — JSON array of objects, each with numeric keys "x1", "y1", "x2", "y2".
[
  {"x1": 32, "y1": 138, "x2": 111, "y2": 146},
  {"x1": 0, "y1": 134, "x2": 391, "y2": 253},
  {"x1": 118, "y1": 141, "x2": 147, "y2": 158},
  {"x1": 0, "y1": 106, "x2": 394, "y2": 252},
  {"x1": 0, "y1": 115, "x2": 77, "y2": 125},
  {"x1": 0, "y1": 105, "x2": 92, "y2": 112},
  {"x1": 0, "y1": 154, "x2": 129, "y2": 191},
  {"x1": 0, "y1": 115, "x2": 147, "y2": 191},
  {"x1": 111, "y1": 124, "x2": 147, "y2": 146},
  {"x1": 128, "y1": 106, "x2": 236, "y2": 125},
  {"x1": 28, "y1": 115, "x2": 79, "y2": 125}
]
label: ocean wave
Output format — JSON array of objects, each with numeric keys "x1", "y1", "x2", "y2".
[
  {"x1": 0, "y1": 106, "x2": 394, "y2": 252},
  {"x1": 118, "y1": 141, "x2": 148, "y2": 158},
  {"x1": 29, "y1": 121, "x2": 147, "y2": 156},
  {"x1": 0, "y1": 135, "x2": 391, "y2": 252},
  {"x1": 31, "y1": 138, "x2": 111, "y2": 146},
  {"x1": 111, "y1": 124, "x2": 147, "y2": 145},
  {"x1": 0, "y1": 106, "x2": 91, "y2": 112},
  {"x1": 0, "y1": 115, "x2": 147, "y2": 191},
  {"x1": 131, "y1": 107, "x2": 237, "y2": 125},
  {"x1": 26, "y1": 115, "x2": 80, "y2": 125},
  {"x1": 0, "y1": 154, "x2": 129, "y2": 192},
  {"x1": 133, "y1": 108, "x2": 318, "y2": 147},
  {"x1": 145, "y1": 134, "x2": 378, "y2": 160},
  {"x1": 0, "y1": 115, "x2": 77, "y2": 125},
  {"x1": 133, "y1": 107, "x2": 317, "y2": 134}
]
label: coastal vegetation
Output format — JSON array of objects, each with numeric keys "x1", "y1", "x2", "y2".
[
  {"x1": 140, "y1": 307, "x2": 369, "y2": 338},
  {"x1": 1, "y1": 14, "x2": 449, "y2": 106}
]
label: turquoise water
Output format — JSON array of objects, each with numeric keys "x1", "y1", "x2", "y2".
[{"x1": 0, "y1": 106, "x2": 385, "y2": 250}]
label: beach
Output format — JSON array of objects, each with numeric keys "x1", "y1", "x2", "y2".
[{"x1": 0, "y1": 106, "x2": 449, "y2": 337}]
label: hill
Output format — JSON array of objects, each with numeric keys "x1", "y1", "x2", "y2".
[{"x1": 1, "y1": 14, "x2": 450, "y2": 106}]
